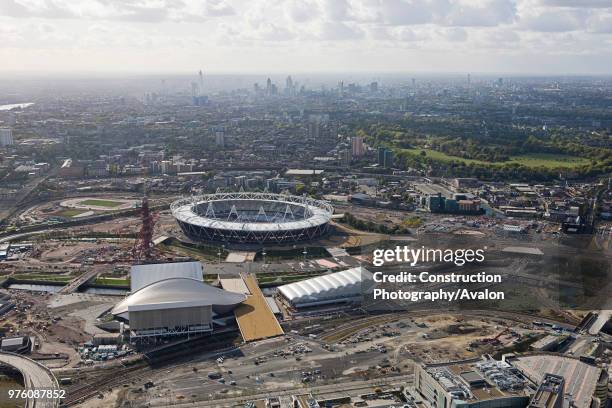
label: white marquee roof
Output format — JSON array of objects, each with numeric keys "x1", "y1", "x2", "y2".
[{"x1": 277, "y1": 267, "x2": 373, "y2": 306}]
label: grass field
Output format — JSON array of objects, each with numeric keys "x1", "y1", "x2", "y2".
[
  {"x1": 95, "y1": 277, "x2": 130, "y2": 286},
  {"x1": 79, "y1": 199, "x2": 124, "y2": 208},
  {"x1": 59, "y1": 209, "x2": 88, "y2": 217},
  {"x1": 13, "y1": 274, "x2": 72, "y2": 282},
  {"x1": 508, "y1": 153, "x2": 591, "y2": 168},
  {"x1": 402, "y1": 148, "x2": 591, "y2": 169}
]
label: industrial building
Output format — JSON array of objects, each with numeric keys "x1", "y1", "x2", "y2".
[
  {"x1": 505, "y1": 354, "x2": 608, "y2": 408},
  {"x1": 528, "y1": 374, "x2": 564, "y2": 408},
  {"x1": 277, "y1": 267, "x2": 374, "y2": 309},
  {"x1": 0, "y1": 336, "x2": 32, "y2": 354},
  {"x1": 412, "y1": 359, "x2": 532, "y2": 408},
  {"x1": 112, "y1": 278, "x2": 246, "y2": 343},
  {"x1": 171, "y1": 192, "x2": 333, "y2": 245}
]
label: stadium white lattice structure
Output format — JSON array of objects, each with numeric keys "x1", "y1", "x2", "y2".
[{"x1": 171, "y1": 192, "x2": 334, "y2": 245}]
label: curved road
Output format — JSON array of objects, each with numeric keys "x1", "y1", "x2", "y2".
[{"x1": 0, "y1": 352, "x2": 60, "y2": 408}]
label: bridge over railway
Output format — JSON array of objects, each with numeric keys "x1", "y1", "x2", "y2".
[{"x1": 0, "y1": 352, "x2": 60, "y2": 407}]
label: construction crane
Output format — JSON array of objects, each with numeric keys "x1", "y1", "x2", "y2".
[{"x1": 482, "y1": 327, "x2": 510, "y2": 344}]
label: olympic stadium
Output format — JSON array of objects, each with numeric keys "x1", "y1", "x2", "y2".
[{"x1": 171, "y1": 192, "x2": 334, "y2": 245}]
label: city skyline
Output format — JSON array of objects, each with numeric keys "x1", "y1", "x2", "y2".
[{"x1": 0, "y1": 0, "x2": 611, "y2": 75}]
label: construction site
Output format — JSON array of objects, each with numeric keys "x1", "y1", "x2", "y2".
[{"x1": 0, "y1": 189, "x2": 610, "y2": 408}]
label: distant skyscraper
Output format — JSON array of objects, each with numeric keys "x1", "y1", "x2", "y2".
[
  {"x1": 308, "y1": 117, "x2": 320, "y2": 141},
  {"x1": 342, "y1": 148, "x2": 352, "y2": 166},
  {"x1": 411, "y1": 78, "x2": 416, "y2": 88},
  {"x1": 266, "y1": 78, "x2": 272, "y2": 96},
  {"x1": 0, "y1": 128, "x2": 13, "y2": 147},
  {"x1": 370, "y1": 81, "x2": 378, "y2": 93},
  {"x1": 351, "y1": 137, "x2": 365, "y2": 157},
  {"x1": 192, "y1": 70, "x2": 208, "y2": 106},
  {"x1": 285, "y1": 76, "x2": 294, "y2": 96},
  {"x1": 384, "y1": 150, "x2": 393, "y2": 168},
  {"x1": 377, "y1": 147, "x2": 393, "y2": 168},
  {"x1": 378, "y1": 147, "x2": 386, "y2": 166},
  {"x1": 214, "y1": 126, "x2": 225, "y2": 148}
]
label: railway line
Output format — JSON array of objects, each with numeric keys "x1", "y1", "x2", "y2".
[{"x1": 61, "y1": 333, "x2": 242, "y2": 406}]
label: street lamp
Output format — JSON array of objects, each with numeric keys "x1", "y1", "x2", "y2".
[{"x1": 218, "y1": 245, "x2": 225, "y2": 264}]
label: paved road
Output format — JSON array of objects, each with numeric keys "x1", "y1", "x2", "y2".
[
  {"x1": 153, "y1": 373, "x2": 414, "y2": 407},
  {"x1": 0, "y1": 352, "x2": 60, "y2": 408}
]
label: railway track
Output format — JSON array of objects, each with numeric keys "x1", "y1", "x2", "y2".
[
  {"x1": 61, "y1": 334, "x2": 241, "y2": 406},
  {"x1": 62, "y1": 363, "x2": 150, "y2": 407}
]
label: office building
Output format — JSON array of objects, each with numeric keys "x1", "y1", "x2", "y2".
[
  {"x1": 351, "y1": 136, "x2": 365, "y2": 157},
  {"x1": 214, "y1": 126, "x2": 225, "y2": 148},
  {"x1": 414, "y1": 359, "x2": 531, "y2": 408},
  {"x1": 0, "y1": 128, "x2": 13, "y2": 147}
]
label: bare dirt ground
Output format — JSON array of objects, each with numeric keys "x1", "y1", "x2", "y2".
[{"x1": 78, "y1": 387, "x2": 128, "y2": 408}]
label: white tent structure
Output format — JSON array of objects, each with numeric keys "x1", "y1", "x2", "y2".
[{"x1": 277, "y1": 267, "x2": 373, "y2": 308}]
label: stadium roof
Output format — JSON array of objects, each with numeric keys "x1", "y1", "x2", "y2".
[
  {"x1": 171, "y1": 192, "x2": 333, "y2": 233},
  {"x1": 112, "y1": 278, "x2": 246, "y2": 317},
  {"x1": 130, "y1": 261, "x2": 203, "y2": 292},
  {"x1": 278, "y1": 267, "x2": 373, "y2": 307}
]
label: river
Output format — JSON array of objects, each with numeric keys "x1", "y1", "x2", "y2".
[{"x1": 0, "y1": 103, "x2": 34, "y2": 111}]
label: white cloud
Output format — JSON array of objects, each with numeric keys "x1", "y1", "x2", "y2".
[
  {"x1": 376, "y1": 0, "x2": 435, "y2": 25},
  {"x1": 520, "y1": 8, "x2": 588, "y2": 31},
  {"x1": 285, "y1": 0, "x2": 320, "y2": 22},
  {"x1": 444, "y1": 0, "x2": 517, "y2": 27},
  {"x1": 540, "y1": 0, "x2": 612, "y2": 8},
  {"x1": 316, "y1": 21, "x2": 364, "y2": 40},
  {"x1": 0, "y1": 0, "x2": 610, "y2": 73}
]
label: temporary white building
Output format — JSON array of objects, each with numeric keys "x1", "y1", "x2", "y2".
[{"x1": 277, "y1": 267, "x2": 373, "y2": 308}]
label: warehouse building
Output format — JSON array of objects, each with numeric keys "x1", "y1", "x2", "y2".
[{"x1": 277, "y1": 267, "x2": 373, "y2": 309}]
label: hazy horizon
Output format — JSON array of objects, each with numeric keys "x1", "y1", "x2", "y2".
[{"x1": 1, "y1": 0, "x2": 611, "y2": 75}]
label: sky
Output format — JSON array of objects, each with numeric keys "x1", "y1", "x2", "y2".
[{"x1": 0, "y1": 0, "x2": 611, "y2": 75}]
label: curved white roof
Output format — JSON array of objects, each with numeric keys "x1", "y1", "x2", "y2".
[
  {"x1": 171, "y1": 192, "x2": 333, "y2": 232},
  {"x1": 130, "y1": 261, "x2": 203, "y2": 292},
  {"x1": 112, "y1": 278, "x2": 246, "y2": 316},
  {"x1": 278, "y1": 267, "x2": 373, "y2": 306}
]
